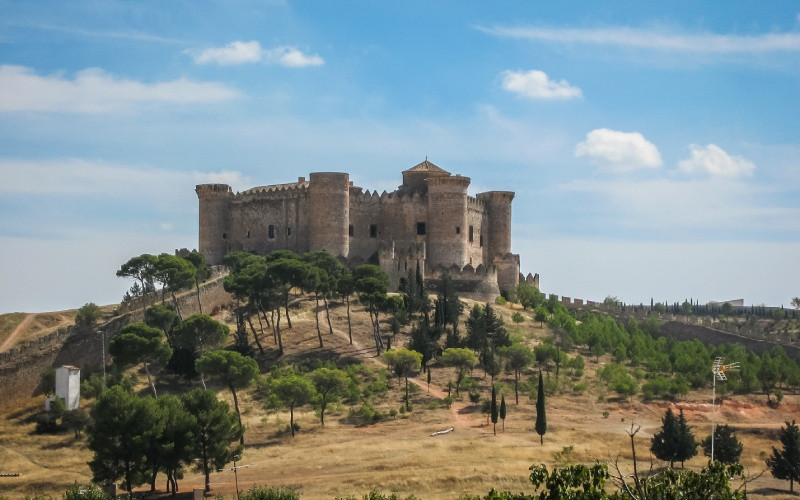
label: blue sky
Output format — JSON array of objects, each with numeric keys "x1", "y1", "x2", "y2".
[{"x1": 1, "y1": 1, "x2": 799, "y2": 313}]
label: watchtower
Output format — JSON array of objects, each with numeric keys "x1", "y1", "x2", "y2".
[{"x1": 195, "y1": 184, "x2": 233, "y2": 265}]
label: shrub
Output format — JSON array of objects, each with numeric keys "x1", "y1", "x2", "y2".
[
  {"x1": 64, "y1": 482, "x2": 110, "y2": 500},
  {"x1": 75, "y1": 302, "x2": 102, "y2": 329},
  {"x1": 512, "y1": 312, "x2": 525, "y2": 323},
  {"x1": 240, "y1": 486, "x2": 300, "y2": 500},
  {"x1": 495, "y1": 296, "x2": 507, "y2": 306}
]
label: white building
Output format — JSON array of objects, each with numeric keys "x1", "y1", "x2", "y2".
[{"x1": 47, "y1": 365, "x2": 80, "y2": 411}]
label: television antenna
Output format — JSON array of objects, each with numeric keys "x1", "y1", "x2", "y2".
[{"x1": 711, "y1": 357, "x2": 739, "y2": 462}]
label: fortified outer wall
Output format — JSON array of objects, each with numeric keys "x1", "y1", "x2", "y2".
[
  {"x1": 0, "y1": 277, "x2": 233, "y2": 408},
  {"x1": 425, "y1": 263, "x2": 500, "y2": 303}
]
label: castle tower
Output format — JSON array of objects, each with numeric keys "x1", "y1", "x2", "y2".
[
  {"x1": 476, "y1": 191, "x2": 514, "y2": 258},
  {"x1": 307, "y1": 172, "x2": 350, "y2": 257},
  {"x1": 477, "y1": 191, "x2": 518, "y2": 292},
  {"x1": 196, "y1": 184, "x2": 234, "y2": 265},
  {"x1": 426, "y1": 174, "x2": 470, "y2": 269}
]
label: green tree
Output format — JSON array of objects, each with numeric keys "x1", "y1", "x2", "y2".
[
  {"x1": 651, "y1": 408, "x2": 682, "y2": 468},
  {"x1": 181, "y1": 388, "x2": 243, "y2": 493},
  {"x1": 62, "y1": 408, "x2": 90, "y2": 438},
  {"x1": 439, "y1": 348, "x2": 478, "y2": 396},
  {"x1": 535, "y1": 370, "x2": 546, "y2": 445},
  {"x1": 517, "y1": 283, "x2": 543, "y2": 310},
  {"x1": 117, "y1": 253, "x2": 157, "y2": 311},
  {"x1": 767, "y1": 419, "x2": 800, "y2": 493},
  {"x1": 75, "y1": 302, "x2": 102, "y2": 330},
  {"x1": 384, "y1": 348, "x2": 423, "y2": 411},
  {"x1": 354, "y1": 264, "x2": 391, "y2": 355},
  {"x1": 63, "y1": 482, "x2": 111, "y2": 500},
  {"x1": 490, "y1": 385, "x2": 498, "y2": 435},
  {"x1": 269, "y1": 372, "x2": 317, "y2": 437},
  {"x1": 155, "y1": 394, "x2": 195, "y2": 496},
  {"x1": 498, "y1": 344, "x2": 534, "y2": 405},
  {"x1": 309, "y1": 367, "x2": 350, "y2": 427},
  {"x1": 195, "y1": 349, "x2": 259, "y2": 444},
  {"x1": 434, "y1": 274, "x2": 464, "y2": 347},
  {"x1": 337, "y1": 270, "x2": 357, "y2": 345},
  {"x1": 144, "y1": 304, "x2": 179, "y2": 346},
  {"x1": 499, "y1": 394, "x2": 506, "y2": 432},
  {"x1": 152, "y1": 253, "x2": 196, "y2": 319},
  {"x1": 676, "y1": 409, "x2": 698, "y2": 468},
  {"x1": 87, "y1": 386, "x2": 163, "y2": 497},
  {"x1": 702, "y1": 424, "x2": 743, "y2": 464},
  {"x1": 182, "y1": 250, "x2": 212, "y2": 315},
  {"x1": 172, "y1": 314, "x2": 229, "y2": 357},
  {"x1": 110, "y1": 322, "x2": 172, "y2": 397}
]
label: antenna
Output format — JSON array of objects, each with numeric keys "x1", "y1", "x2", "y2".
[{"x1": 711, "y1": 357, "x2": 739, "y2": 462}]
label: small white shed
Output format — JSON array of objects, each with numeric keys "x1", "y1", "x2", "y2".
[{"x1": 55, "y1": 365, "x2": 80, "y2": 411}]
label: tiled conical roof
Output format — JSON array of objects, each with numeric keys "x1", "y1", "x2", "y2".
[{"x1": 403, "y1": 159, "x2": 450, "y2": 176}]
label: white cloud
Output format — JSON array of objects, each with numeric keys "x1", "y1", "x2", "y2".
[
  {"x1": 678, "y1": 144, "x2": 756, "y2": 178},
  {"x1": 501, "y1": 69, "x2": 582, "y2": 100},
  {"x1": 574, "y1": 128, "x2": 662, "y2": 171},
  {"x1": 189, "y1": 41, "x2": 324, "y2": 68},
  {"x1": 0, "y1": 158, "x2": 252, "y2": 197},
  {"x1": 479, "y1": 25, "x2": 800, "y2": 53},
  {"x1": 0, "y1": 65, "x2": 239, "y2": 113},
  {"x1": 264, "y1": 46, "x2": 325, "y2": 68},
  {"x1": 190, "y1": 40, "x2": 264, "y2": 65}
]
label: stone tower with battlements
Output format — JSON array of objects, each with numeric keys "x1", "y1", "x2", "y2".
[{"x1": 196, "y1": 160, "x2": 524, "y2": 300}]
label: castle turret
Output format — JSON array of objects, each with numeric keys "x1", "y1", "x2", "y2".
[
  {"x1": 308, "y1": 172, "x2": 350, "y2": 257},
  {"x1": 477, "y1": 191, "x2": 518, "y2": 292},
  {"x1": 426, "y1": 174, "x2": 470, "y2": 269},
  {"x1": 196, "y1": 184, "x2": 233, "y2": 265}
]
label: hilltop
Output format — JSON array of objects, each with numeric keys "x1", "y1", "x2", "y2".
[{"x1": 0, "y1": 277, "x2": 799, "y2": 499}]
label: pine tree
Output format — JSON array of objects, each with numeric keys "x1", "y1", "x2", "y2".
[
  {"x1": 535, "y1": 370, "x2": 547, "y2": 445},
  {"x1": 500, "y1": 394, "x2": 506, "y2": 432},
  {"x1": 651, "y1": 408, "x2": 681, "y2": 468},
  {"x1": 676, "y1": 409, "x2": 698, "y2": 468},
  {"x1": 767, "y1": 420, "x2": 800, "y2": 493},
  {"x1": 490, "y1": 385, "x2": 498, "y2": 436},
  {"x1": 702, "y1": 424, "x2": 743, "y2": 464}
]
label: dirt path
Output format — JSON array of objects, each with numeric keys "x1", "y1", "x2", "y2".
[
  {"x1": 326, "y1": 320, "x2": 486, "y2": 430},
  {"x1": 0, "y1": 314, "x2": 34, "y2": 352}
]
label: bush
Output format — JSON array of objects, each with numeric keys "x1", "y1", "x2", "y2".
[
  {"x1": 495, "y1": 296, "x2": 507, "y2": 306},
  {"x1": 75, "y1": 302, "x2": 102, "y2": 329},
  {"x1": 62, "y1": 409, "x2": 90, "y2": 437},
  {"x1": 240, "y1": 486, "x2": 300, "y2": 500},
  {"x1": 64, "y1": 482, "x2": 110, "y2": 500},
  {"x1": 512, "y1": 312, "x2": 525, "y2": 323},
  {"x1": 35, "y1": 411, "x2": 61, "y2": 434},
  {"x1": 468, "y1": 391, "x2": 481, "y2": 403}
]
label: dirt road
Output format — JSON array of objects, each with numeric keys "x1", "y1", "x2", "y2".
[{"x1": 0, "y1": 314, "x2": 34, "y2": 352}]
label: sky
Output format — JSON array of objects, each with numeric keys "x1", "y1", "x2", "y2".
[{"x1": 1, "y1": 1, "x2": 799, "y2": 313}]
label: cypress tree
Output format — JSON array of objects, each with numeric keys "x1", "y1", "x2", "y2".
[
  {"x1": 500, "y1": 394, "x2": 506, "y2": 432},
  {"x1": 535, "y1": 370, "x2": 547, "y2": 445},
  {"x1": 490, "y1": 385, "x2": 498, "y2": 436}
]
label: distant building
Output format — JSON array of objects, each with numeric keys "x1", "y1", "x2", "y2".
[{"x1": 197, "y1": 160, "x2": 538, "y2": 299}]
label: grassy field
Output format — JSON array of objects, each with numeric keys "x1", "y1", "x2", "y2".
[{"x1": 1, "y1": 298, "x2": 798, "y2": 499}]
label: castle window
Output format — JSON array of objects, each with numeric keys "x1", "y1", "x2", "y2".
[
  {"x1": 287, "y1": 227, "x2": 292, "y2": 236},
  {"x1": 268, "y1": 225, "x2": 275, "y2": 239},
  {"x1": 370, "y1": 224, "x2": 377, "y2": 238},
  {"x1": 247, "y1": 230, "x2": 251, "y2": 238},
  {"x1": 416, "y1": 222, "x2": 426, "y2": 235},
  {"x1": 456, "y1": 226, "x2": 460, "y2": 234},
  {"x1": 468, "y1": 225, "x2": 474, "y2": 243},
  {"x1": 222, "y1": 233, "x2": 227, "y2": 240},
  {"x1": 479, "y1": 234, "x2": 484, "y2": 247}
]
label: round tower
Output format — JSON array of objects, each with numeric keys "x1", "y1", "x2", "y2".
[
  {"x1": 426, "y1": 175, "x2": 471, "y2": 269},
  {"x1": 308, "y1": 172, "x2": 350, "y2": 257},
  {"x1": 476, "y1": 191, "x2": 514, "y2": 258},
  {"x1": 196, "y1": 184, "x2": 233, "y2": 265}
]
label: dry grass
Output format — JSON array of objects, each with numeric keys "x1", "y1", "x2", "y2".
[
  {"x1": 0, "y1": 312, "x2": 27, "y2": 346},
  {"x1": 1, "y1": 298, "x2": 798, "y2": 499}
]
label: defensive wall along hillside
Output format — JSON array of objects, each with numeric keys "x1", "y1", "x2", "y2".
[{"x1": 0, "y1": 275, "x2": 231, "y2": 407}]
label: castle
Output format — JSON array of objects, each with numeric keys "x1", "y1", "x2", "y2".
[{"x1": 196, "y1": 160, "x2": 537, "y2": 300}]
